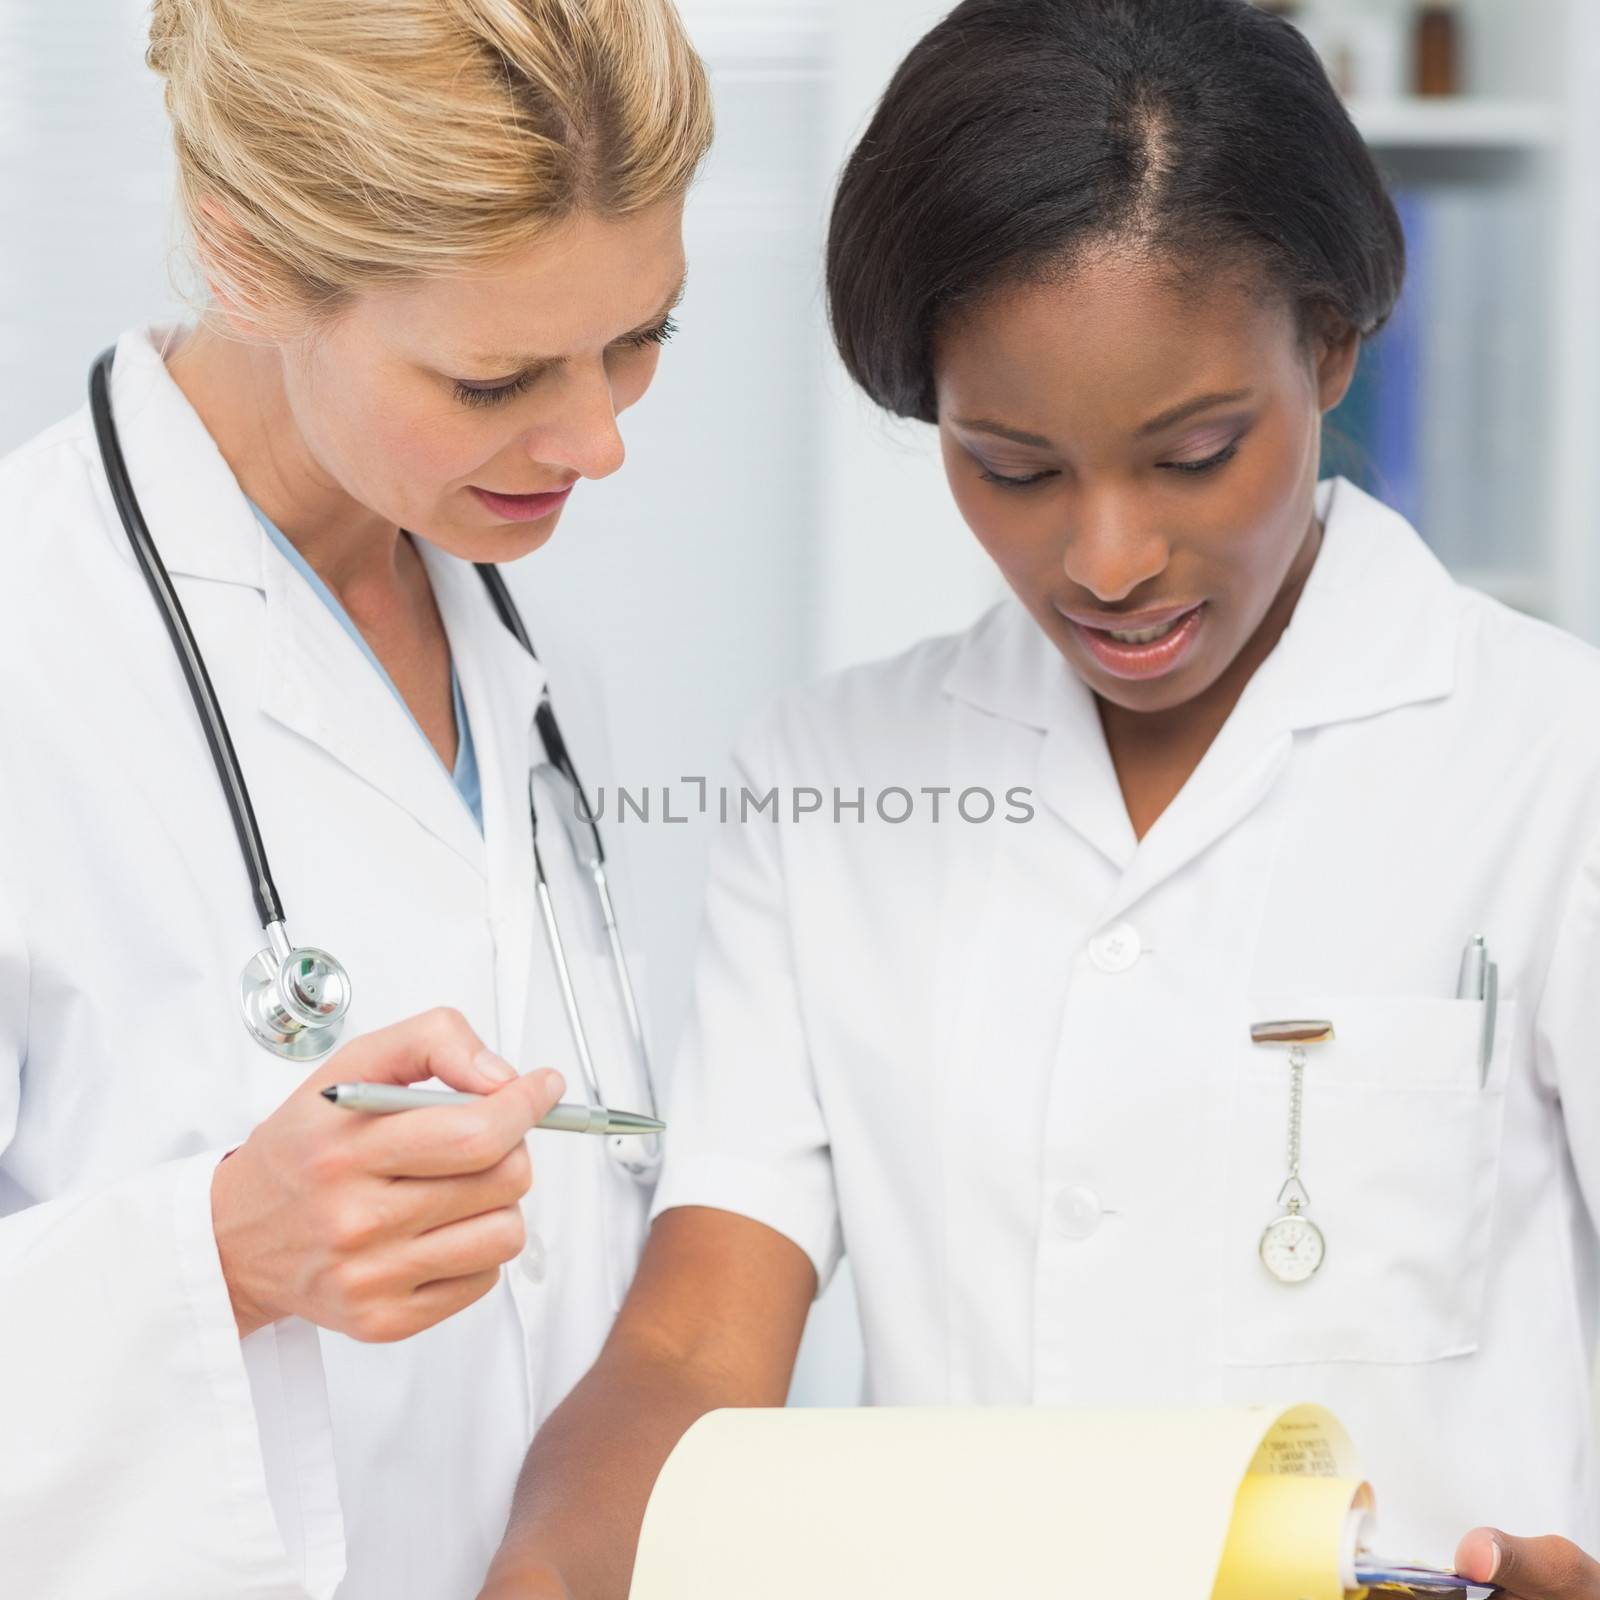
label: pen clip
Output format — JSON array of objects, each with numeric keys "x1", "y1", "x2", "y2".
[{"x1": 1456, "y1": 934, "x2": 1488, "y2": 1002}]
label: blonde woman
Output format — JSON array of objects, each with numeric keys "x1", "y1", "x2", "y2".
[{"x1": 0, "y1": 2, "x2": 709, "y2": 1595}]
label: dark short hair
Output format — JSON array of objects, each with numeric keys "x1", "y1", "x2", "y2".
[{"x1": 826, "y1": 0, "x2": 1406, "y2": 423}]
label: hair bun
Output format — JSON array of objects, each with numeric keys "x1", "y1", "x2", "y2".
[{"x1": 144, "y1": 0, "x2": 194, "y2": 80}]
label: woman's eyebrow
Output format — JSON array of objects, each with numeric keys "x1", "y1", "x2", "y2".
[
  {"x1": 459, "y1": 274, "x2": 690, "y2": 372},
  {"x1": 626, "y1": 273, "x2": 688, "y2": 336},
  {"x1": 950, "y1": 416, "x2": 1054, "y2": 448},
  {"x1": 951, "y1": 388, "x2": 1254, "y2": 450},
  {"x1": 1137, "y1": 389, "x2": 1253, "y2": 436}
]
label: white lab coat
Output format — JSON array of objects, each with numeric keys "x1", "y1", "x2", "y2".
[
  {"x1": 653, "y1": 478, "x2": 1600, "y2": 1563},
  {"x1": 0, "y1": 328, "x2": 653, "y2": 1598}
]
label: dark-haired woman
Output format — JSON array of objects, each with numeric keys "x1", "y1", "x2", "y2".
[{"x1": 482, "y1": 5, "x2": 1600, "y2": 1598}]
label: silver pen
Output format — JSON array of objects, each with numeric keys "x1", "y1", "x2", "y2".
[
  {"x1": 1455, "y1": 934, "x2": 1499, "y2": 1088},
  {"x1": 321, "y1": 1082, "x2": 665, "y2": 1137}
]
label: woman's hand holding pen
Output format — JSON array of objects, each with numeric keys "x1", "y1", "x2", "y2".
[
  {"x1": 210, "y1": 1007, "x2": 565, "y2": 1342},
  {"x1": 1457, "y1": 1529, "x2": 1600, "y2": 1599}
]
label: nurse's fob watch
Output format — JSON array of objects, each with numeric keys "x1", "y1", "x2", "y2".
[{"x1": 1250, "y1": 1019, "x2": 1334, "y2": 1284}]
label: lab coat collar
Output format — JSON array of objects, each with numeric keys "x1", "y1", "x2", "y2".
[
  {"x1": 941, "y1": 479, "x2": 1463, "y2": 877},
  {"x1": 103, "y1": 326, "x2": 264, "y2": 590},
  {"x1": 1237, "y1": 477, "x2": 1460, "y2": 736}
]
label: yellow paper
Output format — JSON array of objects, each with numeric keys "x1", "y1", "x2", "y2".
[
  {"x1": 629, "y1": 1404, "x2": 1372, "y2": 1600},
  {"x1": 1213, "y1": 1408, "x2": 1370, "y2": 1600},
  {"x1": 1215, "y1": 1477, "x2": 1371, "y2": 1600}
]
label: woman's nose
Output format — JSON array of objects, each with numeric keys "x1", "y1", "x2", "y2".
[
  {"x1": 529, "y1": 366, "x2": 627, "y2": 481},
  {"x1": 1060, "y1": 494, "x2": 1170, "y2": 602}
]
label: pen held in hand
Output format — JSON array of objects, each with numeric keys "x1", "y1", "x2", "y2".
[
  {"x1": 1354, "y1": 1560, "x2": 1497, "y2": 1598},
  {"x1": 320, "y1": 1082, "x2": 665, "y2": 1137}
]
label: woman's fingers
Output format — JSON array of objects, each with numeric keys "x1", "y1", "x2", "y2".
[
  {"x1": 390, "y1": 1141, "x2": 534, "y2": 1231},
  {"x1": 359, "y1": 1069, "x2": 566, "y2": 1177},
  {"x1": 354, "y1": 1269, "x2": 505, "y2": 1344},
  {"x1": 310, "y1": 1006, "x2": 508, "y2": 1095},
  {"x1": 337, "y1": 1212, "x2": 524, "y2": 1343},
  {"x1": 404, "y1": 1206, "x2": 528, "y2": 1287},
  {"x1": 1456, "y1": 1528, "x2": 1600, "y2": 1597}
]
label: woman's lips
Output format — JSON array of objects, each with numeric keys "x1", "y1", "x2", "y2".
[
  {"x1": 1060, "y1": 601, "x2": 1208, "y2": 682},
  {"x1": 470, "y1": 483, "x2": 574, "y2": 523}
]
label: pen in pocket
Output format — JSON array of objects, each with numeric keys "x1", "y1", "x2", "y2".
[{"x1": 1455, "y1": 934, "x2": 1498, "y2": 1088}]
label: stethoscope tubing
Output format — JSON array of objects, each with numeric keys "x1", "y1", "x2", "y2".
[
  {"x1": 90, "y1": 346, "x2": 659, "y2": 1153},
  {"x1": 477, "y1": 562, "x2": 607, "y2": 864},
  {"x1": 90, "y1": 349, "x2": 286, "y2": 930},
  {"x1": 533, "y1": 837, "x2": 608, "y2": 1111}
]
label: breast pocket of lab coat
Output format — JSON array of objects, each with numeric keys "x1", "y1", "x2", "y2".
[{"x1": 1222, "y1": 994, "x2": 1515, "y2": 1367}]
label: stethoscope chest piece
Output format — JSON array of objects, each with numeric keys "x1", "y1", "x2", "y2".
[{"x1": 239, "y1": 923, "x2": 353, "y2": 1062}]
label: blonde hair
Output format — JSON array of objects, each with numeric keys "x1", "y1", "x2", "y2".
[{"x1": 146, "y1": 0, "x2": 713, "y2": 328}]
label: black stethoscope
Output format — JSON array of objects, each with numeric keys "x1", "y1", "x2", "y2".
[{"x1": 89, "y1": 348, "x2": 660, "y2": 1179}]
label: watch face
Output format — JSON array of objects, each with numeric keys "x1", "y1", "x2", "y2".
[{"x1": 1260, "y1": 1214, "x2": 1325, "y2": 1284}]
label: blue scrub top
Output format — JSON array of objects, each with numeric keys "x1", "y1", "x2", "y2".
[{"x1": 250, "y1": 503, "x2": 483, "y2": 830}]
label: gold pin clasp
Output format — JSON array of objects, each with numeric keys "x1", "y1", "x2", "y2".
[{"x1": 1250, "y1": 1019, "x2": 1335, "y2": 1047}]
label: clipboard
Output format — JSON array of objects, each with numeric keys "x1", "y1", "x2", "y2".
[{"x1": 629, "y1": 1404, "x2": 1498, "y2": 1600}]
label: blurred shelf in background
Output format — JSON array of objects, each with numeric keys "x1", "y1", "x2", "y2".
[
  {"x1": 1295, "y1": 0, "x2": 1600, "y2": 638},
  {"x1": 1349, "y1": 97, "x2": 1561, "y2": 149}
]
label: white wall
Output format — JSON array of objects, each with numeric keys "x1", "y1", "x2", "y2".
[
  {"x1": 815, "y1": 2, "x2": 1007, "y2": 678},
  {"x1": 531, "y1": 2, "x2": 833, "y2": 1073},
  {"x1": 1549, "y1": 0, "x2": 1600, "y2": 645},
  {"x1": 0, "y1": 0, "x2": 185, "y2": 448}
]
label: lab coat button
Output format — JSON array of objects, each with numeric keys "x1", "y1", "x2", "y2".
[
  {"x1": 519, "y1": 1231, "x2": 548, "y2": 1285},
  {"x1": 1055, "y1": 1186, "x2": 1103, "y2": 1240},
  {"x1": 1088, "y1": 923, "x2": 1141, "y2": 974}
]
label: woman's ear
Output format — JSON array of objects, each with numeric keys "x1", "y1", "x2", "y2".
[
  {"x1": 1315, "y1": 319, "x2": 1362, "y2": 415},
  {"x1": 191, "y1": 194, "x2": 270, "y2": 340}
]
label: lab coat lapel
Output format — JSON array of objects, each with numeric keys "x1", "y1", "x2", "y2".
[
  {"x1": 973, "y1": 614, "x2": 1291, "y2": 914},
  {"x1": 422, "y1": 547, "x2": 547, "y2": 1059},
  {"x1": 254, "y1": 550, "x2": 488, "y2": 874},
  {"x1": 1096, "y1": 481, "x2": 1462, "y2": 923},
  {"x1": 1033, "y1": 679, "x2": 1139, "y2": 870},
  {"x1": 944, "y1": 603, "x2": 1139, "y2": 869},
  {"x1": 1092, "y1": 701, "x2": 1294, "y2": 926},
  {"x1": 106, "y1": 327, "x2": 489, "y2": 872}
]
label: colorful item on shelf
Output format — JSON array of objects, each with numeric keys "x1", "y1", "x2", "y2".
[{"x1": 1415, "y1": 1, "x2": 1462, "y2": 97}]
